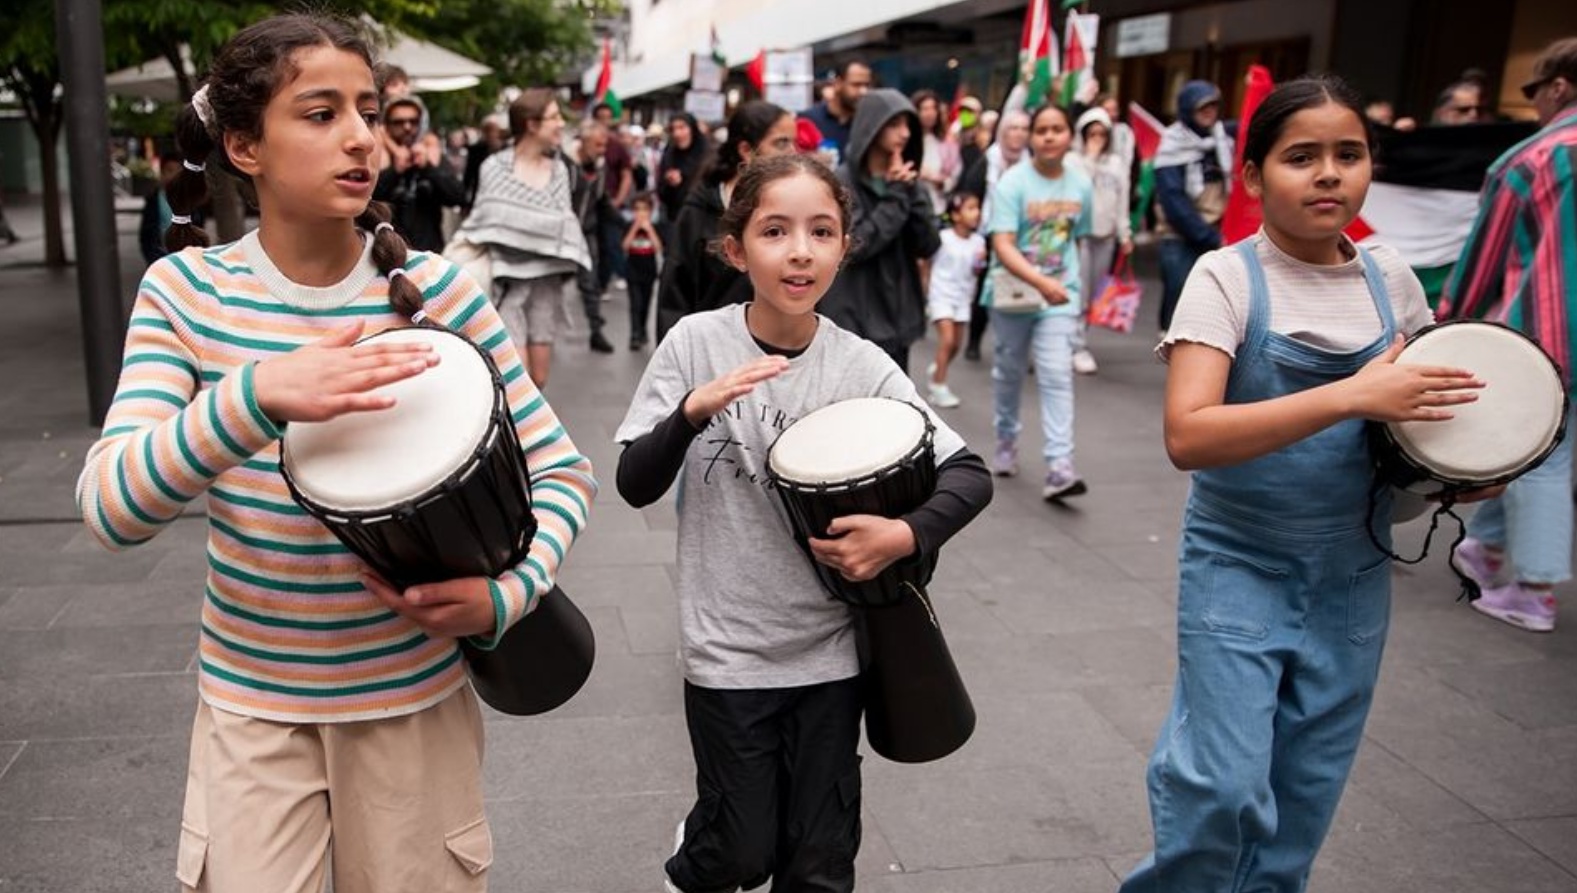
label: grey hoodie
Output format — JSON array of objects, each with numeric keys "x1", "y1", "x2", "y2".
[{"x1": 820, "y1": 90, "x2": 940, "y2": 354}]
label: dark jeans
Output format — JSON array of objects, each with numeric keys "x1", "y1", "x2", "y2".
[
  {"x1": 599, "y1": 213, "x2": 627, "y2": 289},
  {"x1": 1158, "y1": 238, "x2": 1208, "y2": 332},
  {"x1": 628, "y1": 254, "x2": 658, "y2": 344},
  {"x1": 666, "y1": 678, "x2": 864, "y2": 893},
  {"x1": 577, "y1": 264, "x2": 604, "y2": 334}
]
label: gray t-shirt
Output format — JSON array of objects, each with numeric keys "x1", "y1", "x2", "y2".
[{"x1": 614, "y1": 304, "x2": 967, "y2": 689}]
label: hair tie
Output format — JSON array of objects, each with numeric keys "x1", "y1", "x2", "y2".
[
  {"x1": 191, "y1": 85, "x2": 214, "y2": 129},
  {"x1": 411, "y1": 309, "x2": 429, "y2": 325},
  {"x1": 181, "y1": 159, "x2": 205, "y2": 173},
  {"x1": 388, "y1": 268, "x2": 408, "y2": 282},
  {"x1": 374, "y1": 222, "x2": 395, "y2": 236},
  {"x1": 169, "y1": 214, "x2": 192, "y2": 225}
]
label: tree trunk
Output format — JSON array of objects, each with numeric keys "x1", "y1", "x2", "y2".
[
  {"x1": 209, "y1": 172, "x2": 246, "y2": 242},
  {"x1": 38, "y1": 113, "x2": 64, "y2": 267}
]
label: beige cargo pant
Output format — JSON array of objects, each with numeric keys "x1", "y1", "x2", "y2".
[{"x1": 176, "y1": 686, "x2": 491, "y2": 893}]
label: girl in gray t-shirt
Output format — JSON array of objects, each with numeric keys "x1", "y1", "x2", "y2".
[{"x1": 615, "y1": 155, "x2": 992, "y2": 893}]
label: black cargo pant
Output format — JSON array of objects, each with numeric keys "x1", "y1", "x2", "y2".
[{"x1": 665, "y1": 677, "x2": 863, "y2": 893}]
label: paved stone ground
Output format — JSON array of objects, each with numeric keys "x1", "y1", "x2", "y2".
[{"x1": 0, "y1": 198, "x2": 1574, "y2": 892}]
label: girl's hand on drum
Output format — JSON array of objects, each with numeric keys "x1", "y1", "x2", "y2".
[
  {"x1": 808, "y1": 515, "x2": 917, "y2": 582},
  {"x1": 683, "y1": 356, "x2": 791, "y2": 427},
  {"x1": 255, "y1": 321, "x2": 439, "y2": 424},
  {"x1": 361, "y1": 573, "x2": 498, "y2": 640},
  {"x1": 1343, "y1": 335, "x2": 1483, "y2": 422}
]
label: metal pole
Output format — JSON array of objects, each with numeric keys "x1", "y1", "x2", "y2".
[{"x1": 56, "y1": 0, "x2": 125, "y2": 426}]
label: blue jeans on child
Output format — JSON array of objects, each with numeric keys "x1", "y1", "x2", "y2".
[
  {"x1": 989, "y1": 311, "x2": 1077, "y2": 464},
  {"x1": 1466, "y1": 403, "x2": 1575, "y2": 585}
]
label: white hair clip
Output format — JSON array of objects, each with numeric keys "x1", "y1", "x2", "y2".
[
  {"x1": 169, "y1": 214, "x2": 192, "y2": 225},
  {"x1": 374, "y1": 222, "x2": 395, "y2": 236},
  {"x1": 182, "y1": 159, "x2": 205, "y2": 173},
  {"x1": 411, "y1": 309, "x2": 429, "y2": 325},
  {"x1": 192, "y1": 85, "x2": 214, "y2": 129}
]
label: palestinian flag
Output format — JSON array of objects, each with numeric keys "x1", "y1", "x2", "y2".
[
  {"x1": 709, "y1": 24, "x2": 726, "y2": 67},
  {"x1": 1019, "y1": 0, "x2": 1059, "y2": 107},
  {"x1": 1345, "y1": 121, "x2": 1534, "y2": 303},
  {"x1": 1058, "y1": 10, "x2": 1099, "y2": 109},
  {"x1": 594, "y1": 37, "x2": 622, "y2": 119},
  {"x1": 1220, "y1": 65, "x2": 1276, "y2": 244},
  {"x1": 1128, "y1": 101, "x2": 1165, "y2": 235}
]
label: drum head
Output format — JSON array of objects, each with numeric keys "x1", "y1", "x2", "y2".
[
  {"x1": 768, "y1": 398, "x2": 928, "y2": 487},
  {"x1": 282, "y1": 327, "x2": 496, "y2": 512},
  {"x1": 1389, "y1": 322, "x2": 1565, "y2": 486}
]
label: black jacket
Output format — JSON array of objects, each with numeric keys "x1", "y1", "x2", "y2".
[
  {"x1": 819, "y1": 89, "x2": 940, "y2": 350},
  {"x1": 374, "y1": 160, "x2": 465, "y2": 252},
  {"x1": 654, "y1": 182, "x2": 752, "y2": 342}
]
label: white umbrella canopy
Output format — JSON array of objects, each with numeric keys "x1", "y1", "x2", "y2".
[{"x1": 103, "y1": 24, "x2": 491, "y2": 101}]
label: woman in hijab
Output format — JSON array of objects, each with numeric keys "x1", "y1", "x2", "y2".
[{"x1": 656, "y1": 112, "x2": 711, "y2": 239}]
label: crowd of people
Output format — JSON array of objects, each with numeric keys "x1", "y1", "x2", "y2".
[{"x1": 77, "y1": 10, "x2": 1577, "y2": 893}]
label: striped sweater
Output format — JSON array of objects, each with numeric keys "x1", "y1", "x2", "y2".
[{"x1": 77, "y1": 231, "x2": 597, "y2": 723}]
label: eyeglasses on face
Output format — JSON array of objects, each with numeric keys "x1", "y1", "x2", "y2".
[{"x1": 1521, "y1": 78, "x2": 1551, "y2": 101}]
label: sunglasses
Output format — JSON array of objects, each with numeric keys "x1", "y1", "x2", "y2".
[{"x1": 1521, "y1": 77, "x2": 1550, "y2": 101}]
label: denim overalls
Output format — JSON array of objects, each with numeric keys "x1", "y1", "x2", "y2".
[{"x1": 1121, "y1": 240, "x2": 1396, "y2": 893}]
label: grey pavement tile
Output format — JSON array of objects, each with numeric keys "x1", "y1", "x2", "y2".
[
  {"x1": 555, "y1": 562, "x2": 675, "y2": 609},
  {"x1": 967, "y1": 578, "x2": 1174, "y2": 638},
  {"x1": 0, "y1": 521, "x2": 79, "y2": 553},
  {"x1": 619, "y1": 603, "x2": 679, "y2": 655},
  {"x1": 1364, "y1": 666, "x2": 1577, "y2": 821},
  {"x1": 567, "y1": 527, "x2": 679, "y2": 567},
  {"x1": 0, "y1": 741, "x2": 22, "y2": 783},
  {"x1": 859, "y1": 857, "x2": 1122, "y2": 892},
  {"x1": 1429, "y1": 659, "x2": 1577, "y2": 730},
  {"x1": 582, "y1": 604, "x2": 632, "y2": 655},
  {"x1": 482, "y1": 714, "x2": 692, "y2": 802},
  {"x1": 0, "y1": 671, "x2": 197, "y2": 741},
  {"x1": 640, "y1": 502, "x2": 679, "y2": 531},
  {"x1": 0, "y1": 586, "x2": 72, "y2": 630},
  {"x1": 1310, "y1": 820, "x2": 1577, "y2": 893},
  {"x1": 60, "y1": 514, "x2": 209, "y2": 554},
  {"x1": 1327, "y1": 739, "x2": 1486, "y2": 836},
  {"x1": 147, "y1": 545, "x2": 212, "y2": 582},
  {"x1": 0, "y1": 736, "x2": 186, "y2": 822},
  {"x1": 481, "y1": 790, "x2": 683, "y2": 892},
  {"x1": 1081, "y1": 683, "x2": 1173, "y2": 755},
  {"x1": 1506, "y1": 817, "x2": 1577, "y2": 877},
  {"x1": 1086, "y1": 538, "x2": 1181, "y2": 584},
  {"x1": 0, "y1": 816, "x2": 178, "y2": 893},
  {"x1": 950, "y1": 628, "x2": 1174, "y2": 701},
  {"x1": 864, "y1": 760, "x2": 1150, "y2": 870},
  {"x1": 915, "y1": 588, "x2": 1015, "y2": 642},
  {"x1": 1383, "y1": 597, "x2": 1549, "y2": 668},
  {"x1": 31, "y1": 580, "x2": 202, "y2": 629},
  {"x1": 933, "y1": 691, "x2": 1145, "y2": 774},
  {"x1": 0, "y1": 540, "x2": 164, "y2": 587},
  {"x1": 0, "y1": 624, "x2": 199, "y2": 679}
]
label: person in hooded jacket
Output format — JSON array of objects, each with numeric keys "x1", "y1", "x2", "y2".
[
  {"x1": 1065, "y1": 106, "x2": 1135, "y2": 374},
  {"x1": 657, "y1": 113, "x2": 711, "y2": 239},
  {"x1": 819, "y1": 88, "x2": 942, "y2": 371},
  {"x1": 1154, "y1": 80, "x2": 1234, "y2": 334},
  {"x1": 373, "y1": 96, "x2": 465, "y2": 252},
  {"x1": 654, "y1": 101, "x2": 798, "y2": 343}
]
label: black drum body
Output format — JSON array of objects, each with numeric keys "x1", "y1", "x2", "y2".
[
  {"x1": 767, "y1": 399, "x2": 975, "y2": 764},
  {"x1": 280, "y1": 326, "x2": 593, "y2": 716}
]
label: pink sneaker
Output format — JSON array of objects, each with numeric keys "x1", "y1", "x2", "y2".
[
  {"x1": 1471, "y1": 583, "x2": 1557, "y2": 633},
  {"x1": 1452, "y1": 537, "x2": 1507, "y2": 590}
]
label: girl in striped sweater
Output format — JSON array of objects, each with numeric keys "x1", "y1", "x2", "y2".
[{"x1": 76, "y1": 14, "x2": 594, "y2": 892}]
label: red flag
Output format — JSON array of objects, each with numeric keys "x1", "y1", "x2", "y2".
[
  {"x1": 746, "y1": 50, "x2": 766, "y2": 93},
  {"x1": 947, "y1": 81, "x2": 967, "y2": 130},
  {"x1": 594, "y1": 38, "x2": 613, "y2": 99},
  {"x1": 1128, "y1": 102, "x2": 1165, "y2": 161},
  {"x1": 1220, "y1": 65, "x2": 1276, "y2": 245}
]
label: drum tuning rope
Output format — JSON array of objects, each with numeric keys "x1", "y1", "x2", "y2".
[
  {"x1": 1364, "y1": 481, "x2": 1479, "y2": 602},
  {"x1": 901, "y1": 581, "x2": 941, "y2": 631}
]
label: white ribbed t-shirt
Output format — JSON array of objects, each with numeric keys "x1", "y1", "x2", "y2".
[{"x1": 1160, "y1": 232, "x2": 1434, "y2": 362}]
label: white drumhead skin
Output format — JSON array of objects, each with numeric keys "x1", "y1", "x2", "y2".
[
  {"x1": 769, "y1": 398, "x2": 927, "y2": 485},
  {"x1": 1390, "y1": 323, "x2": 1564, "y2": 484},
  {"x1": 283, "y1": 327, "x2": 495, "y2": 512}
]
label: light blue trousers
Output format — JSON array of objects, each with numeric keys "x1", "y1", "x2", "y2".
[
  {"x1": 1466, "y1": 405, "x2": 1575, "y2": 585},
  {"x1": 990, "y1": 311, "x2": 1078, "y2": 464}
]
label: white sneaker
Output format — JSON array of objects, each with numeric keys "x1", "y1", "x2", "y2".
[
  {"x1": 928, "y1": 382, "x2": 962, "y2": 408},
  {"x1": 663, "y1": 821, "x2": 685, "y2": 893},
  {"x1": 1072, "y1": 348, "x2": 1098, "y2": 375}
]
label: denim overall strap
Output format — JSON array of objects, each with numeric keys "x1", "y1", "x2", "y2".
[{"x1": 1192, "y1": 238, "x2": 1397, "y2": 535}]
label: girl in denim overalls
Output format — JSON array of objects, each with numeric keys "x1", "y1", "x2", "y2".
[{"x1": 1119, "y1": 77, "x2": 1489, "y2": 892}]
